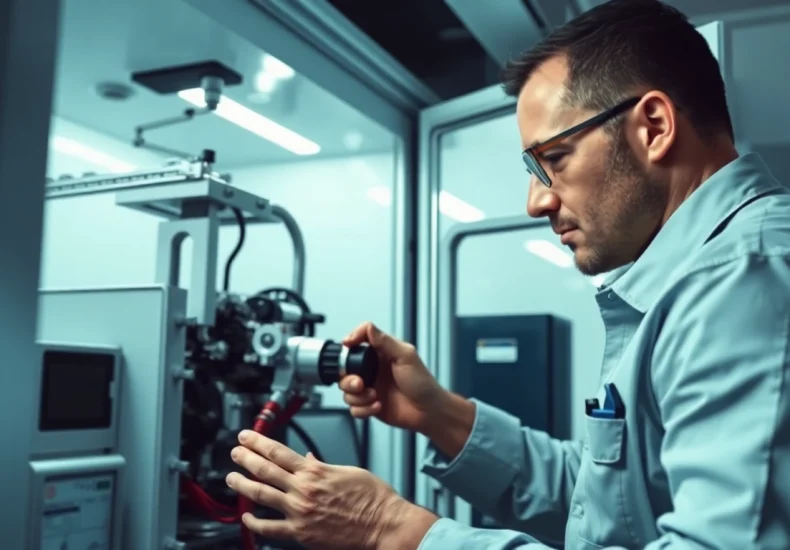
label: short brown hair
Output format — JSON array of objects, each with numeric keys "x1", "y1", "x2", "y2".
[{"x1": 502, "y1": 0, "x2": 734, "y2": 142}]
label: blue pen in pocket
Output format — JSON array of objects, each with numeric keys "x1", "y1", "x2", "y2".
[{"x1": 589, "y1": 383, "x2": 625, "y2": 419}]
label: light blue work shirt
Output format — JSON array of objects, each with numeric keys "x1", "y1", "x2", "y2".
[{"x1": 418, "y1": 152, "x2": 790, "y2": 550}]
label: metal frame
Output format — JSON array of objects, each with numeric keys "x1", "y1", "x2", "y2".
[
  {"x1": 45, "y1": 162, "x2": 306, "y2": 326},
  {"x1": 184, "y1": 0, "x2": 434, "y2": 137},
  {"x1": 0, "y1": 0, "x2": 61, "y2": 547},
  {"x1": 415, "y1": 84, "x2": 519, "y2": 515}
]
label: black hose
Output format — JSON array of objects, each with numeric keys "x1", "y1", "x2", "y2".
[
  {"x1": 288, "y1": 419, "x2": 324, "y2": 462},
  {"x1": 222, "y1": 208, "x2": 246, "y2": 291}
]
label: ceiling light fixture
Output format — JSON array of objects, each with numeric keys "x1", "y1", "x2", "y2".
[
  {"x1": 524, "y1": 239, "x2": 574, "y2": 268},
  {"x1": 178, "y1": 88, "x2": 320, "y2": 156},
  {"x1": 263, "y1": 54, "x2": 295, "y2": 80},
  {"x1": 49, "y1": 136, "x2": 137, "y2": 173}
]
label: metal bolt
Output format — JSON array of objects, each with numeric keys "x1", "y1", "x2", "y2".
[
  {"x1": 175, "y1": 317, "x2": 197, "y2": 329},
  {"x1": 168, "y1": 457, "x2": 191, "y2": 475},
  {"x1": 223, "y1": 187, "x2": 234, "y2": 198},
  {"x1": 172, "y1": 366, "x2": 196, "y2": 381},
  {"x1": 163, "y1": 537, "x2": 186, "y2": 550},
  {"x1": 256, "y1": 198, "x2": 268, "y2": 208}
]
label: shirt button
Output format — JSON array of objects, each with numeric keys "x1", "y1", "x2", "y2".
[{"x1": 607, "y1": 291, "x2": 614, "y2": 300}]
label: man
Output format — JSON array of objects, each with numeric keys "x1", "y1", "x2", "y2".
[{"x1": 225, "y1": 0, "x2": 790, "y2": 548}]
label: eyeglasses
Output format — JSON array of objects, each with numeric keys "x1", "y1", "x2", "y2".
[{"x1": 522, "y1": 96, "x2": 641, "y2": 187}]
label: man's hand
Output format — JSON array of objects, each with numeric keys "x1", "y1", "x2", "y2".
[
  {"x1": 341, "y1": 321, "x2": 477, "y2": 459},
  {"x1": 226, "y1": 429, "x2": 438, "y2": 550},
  {"x1": 340, "y1": 321, "x2": 449, "y2": 432}
]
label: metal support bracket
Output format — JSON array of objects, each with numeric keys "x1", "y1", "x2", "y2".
[{"x1": 45, "y1": 159, "x2": 308, "y2": 326}]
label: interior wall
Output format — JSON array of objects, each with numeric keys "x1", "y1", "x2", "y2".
[
  {"x1": 42, "y1": 114, "x2": 401, "y2": 482},
  {"x1": 725, "y1": 11, "x2": 790, "y2": 185}
]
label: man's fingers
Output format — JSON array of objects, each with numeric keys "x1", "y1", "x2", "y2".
[
  {"x1": 338, "y1": 375, "x2": 365, "y2": 393},
  {"x1": 343, "y1": 388, "x2": 377, "y2": 406},
  {"x1": 241, "y1": 513, "x2": 295, "y2": 540},
  {"x1": 238, "y1": 431, "x2": 304, "y2": 473},
  {"x1": 226, "y1": 473, "x2": 286, "y2": 511},
  {"x1": 349, "y1": 402, "x2": 382, "y2": 418},
  {"x1": 230, "y1": 446, "x2": 292, "y2": 491},
  {"x1": 342, "y1": 321, "x2": 374, "y2": 346}
]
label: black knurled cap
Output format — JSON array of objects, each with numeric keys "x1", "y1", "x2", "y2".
[{"x1": 318, "y1": 341, "x2": 341, "y2": 385}]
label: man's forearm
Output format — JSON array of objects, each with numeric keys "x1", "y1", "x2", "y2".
[{"x1": 421, "y1": 391, "x2": 476, "y2": 460}]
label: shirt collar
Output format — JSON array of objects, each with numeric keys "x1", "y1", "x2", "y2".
[{"x1": 602, "y1": 153, "x2": 782, "y2": 313}]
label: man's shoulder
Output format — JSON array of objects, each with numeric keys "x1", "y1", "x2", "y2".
[
  {"x1": 686, "y1": 190, "x2": 790, "y2": 272},
  {"x1": 652, "y1": 191, "x2": 790, "y2": 315}
]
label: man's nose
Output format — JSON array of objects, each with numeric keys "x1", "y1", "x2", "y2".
[{"x1": 526, "y1": 176, "x2": 560, "y2": 218}]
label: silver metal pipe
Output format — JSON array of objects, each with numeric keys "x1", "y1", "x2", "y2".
[{"x1": 270, "y1": 204, "x2": 306, "y2": 296}]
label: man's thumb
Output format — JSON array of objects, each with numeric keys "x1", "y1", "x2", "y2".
[{"x1": 367, "y1": 323, "x2": 392, "y2": 350}]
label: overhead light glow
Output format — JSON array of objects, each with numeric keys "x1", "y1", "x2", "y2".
[
  {"x1": 255, "y1": 72, "x2": 277, "y2": 94},
  {"x1": 365, "y1": 186, "x2": 483, "y2": 223},
  {"x1": 439, "y1": 191, "x2": 484, "y2": 222},
  {"x1": 178, "y1": 88, "x2": 320, "y2": 156},
  {"x1": 263, "y1": 54, "x2": 295, "y2": 80},
  {"x1": 367, "y1": 186, "x2": 392, "y2": 207},
  {"x1": 50, "y1": 136, "x2": 137, "y2": 173},
  {"x1": 524, "y1": 239, "x2": 574, "y2": 268}
]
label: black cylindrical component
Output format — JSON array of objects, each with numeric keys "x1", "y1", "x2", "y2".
[
  {"x1": 317, "y1": 341, "x2": 378, "y2": 387},
  {"x1": 345, "y1": 344, "x2": 378, "y2": 388}
]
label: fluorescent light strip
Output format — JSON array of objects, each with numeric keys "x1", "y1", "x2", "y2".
[
  {"x1": 178, "y1": 89, "x2": 320, "y2": 156},
  {"x1": 524, "y1": 239, "x2": 574, "y2": 268},
  {"x1": 440, "y1": 190, "x2": 484, "y2": 222},
  {"x1": 366, "y1": 186, "x2": 485, "y2": 223},
  {"x1": 50, "y1": 136, "x2": 137, "y2": 173}
]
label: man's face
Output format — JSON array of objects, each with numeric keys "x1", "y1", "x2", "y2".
[{"x1": 517, "y1": 57, "x2": 667, "y2": 276}]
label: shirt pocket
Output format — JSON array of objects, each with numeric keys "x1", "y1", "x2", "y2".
[{"x1": 576, "y1": 415, "x2": 636, "y2": 549}]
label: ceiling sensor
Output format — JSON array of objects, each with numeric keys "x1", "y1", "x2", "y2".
[{"x1": 95, "y1": 82, "x2": 135, "y2": 101}]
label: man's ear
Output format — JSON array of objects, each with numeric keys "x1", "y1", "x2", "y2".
[{"x1": 635, "y1": 91, "x2": 677, "y2": 163}]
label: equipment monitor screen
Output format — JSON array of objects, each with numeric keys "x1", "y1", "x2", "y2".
[
  {"x1": 40, "y1": 472, "x2": 115, "y2": 550},
  {"x1": 39, "y1": 350, "x2": 115, "y2": 431}
]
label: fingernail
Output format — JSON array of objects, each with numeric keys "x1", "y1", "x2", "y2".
[
  {"x1": 353, "y1": 379, "x2": 362, "y2": 390},
  {"x1": 226, "y1": 473, "x2": 235, "y2": 487},
  {"x1": 239, "y1": 430, "x2": 250, "y2": 442},
  {"x1": 231, "y1": 447, "x2": 240, "y2": 461}
]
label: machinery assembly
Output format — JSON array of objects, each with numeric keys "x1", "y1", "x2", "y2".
[{"x1": 32, "y1": 115, "x2": 378, "y2": 549}]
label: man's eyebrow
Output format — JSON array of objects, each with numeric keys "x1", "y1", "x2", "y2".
[{"x1": 525, "y1": 134, "x2": 559, "y2": 151}]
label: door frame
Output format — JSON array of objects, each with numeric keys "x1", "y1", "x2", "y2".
[
  {"x1": 0, "y1": 0, "x2": 61, "y2": 547},
  {"x1": 414, "y1": 85, "x2": 517, "y2": 514}
]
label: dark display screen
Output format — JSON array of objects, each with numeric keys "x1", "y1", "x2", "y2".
[{"x1": 39, "y1": 350, "x2": 115, "y2": 431}]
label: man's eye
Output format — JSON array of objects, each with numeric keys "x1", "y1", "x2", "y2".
[{"x1": 543, "y1": 152, "x2": 566, "y2": 165}]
